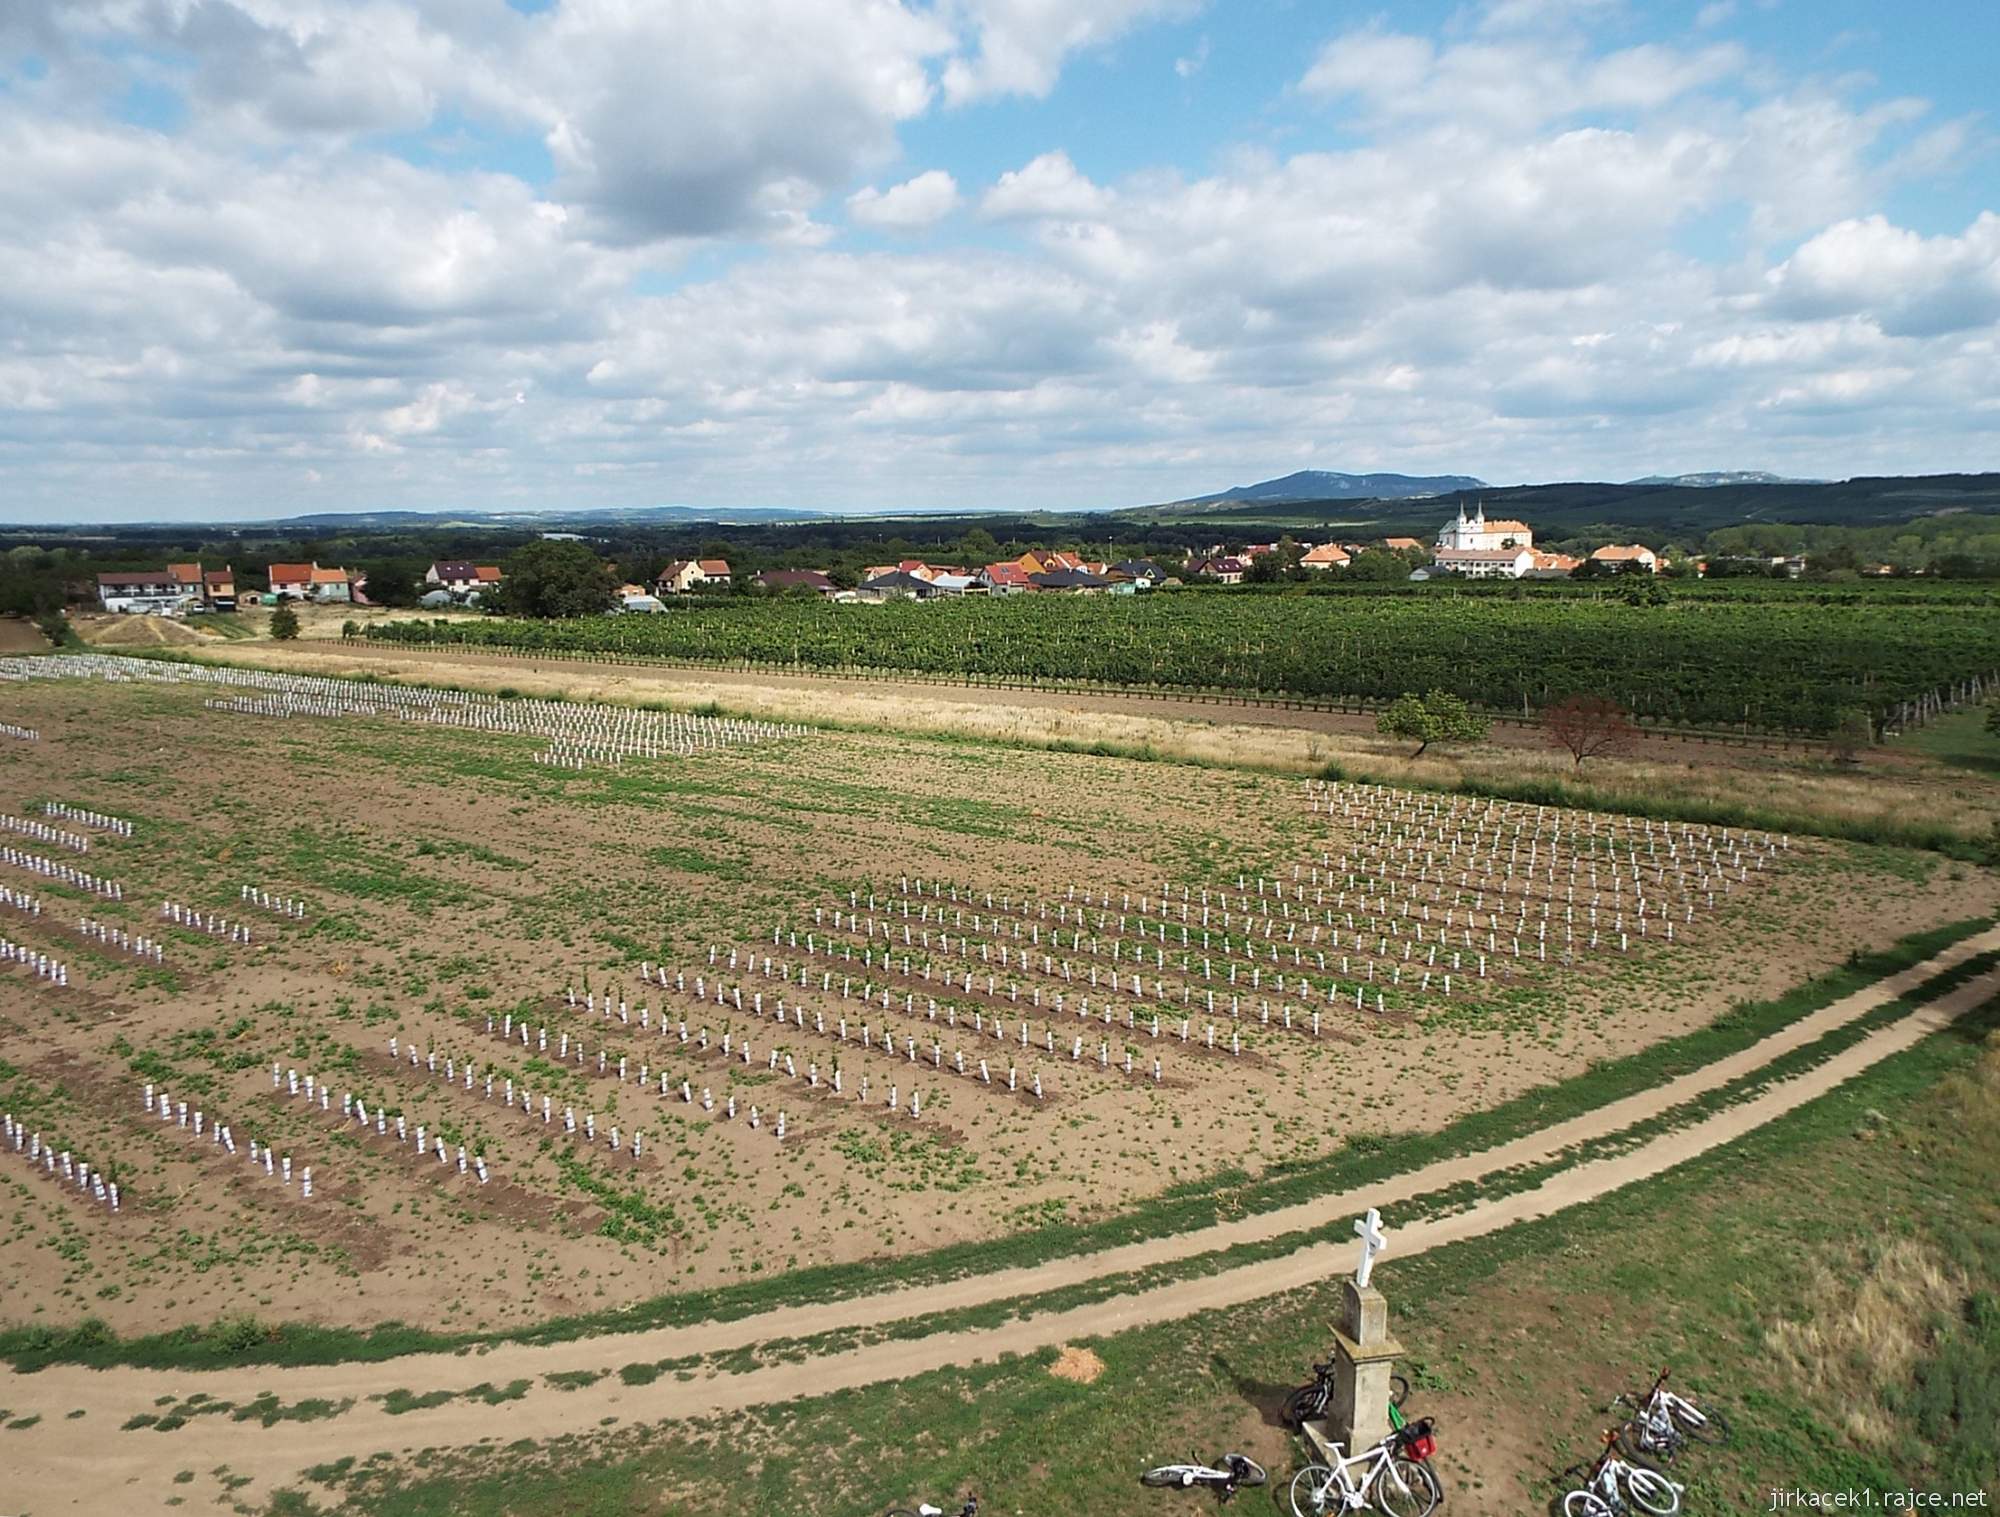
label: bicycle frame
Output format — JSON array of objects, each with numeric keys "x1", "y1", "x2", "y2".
[{"x1": 1301, "y1": 1440, "x2": 1412, "y2": 1507}]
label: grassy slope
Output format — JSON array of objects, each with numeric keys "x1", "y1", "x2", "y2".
[{"x1": 282, "y1": 1000, "x2": 2000, "y2": 1517}]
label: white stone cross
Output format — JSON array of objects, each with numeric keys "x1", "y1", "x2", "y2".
[{"x1": 1353, "y1": 1207, "x2": 1388, "y2": 1289}]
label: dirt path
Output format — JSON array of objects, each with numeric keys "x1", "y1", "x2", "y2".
[{"x1": 6, "y1": 931, "x2": 1995, "y2": 1511}]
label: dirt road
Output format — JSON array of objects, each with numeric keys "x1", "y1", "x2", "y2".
[{"x1": 6, "y1": 931, "x2": 1995, "y2": 1513}]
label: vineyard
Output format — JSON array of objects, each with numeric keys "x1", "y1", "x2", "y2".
[{"x1": 360, "y1": 592, "x2": 2000, "y2": 735}]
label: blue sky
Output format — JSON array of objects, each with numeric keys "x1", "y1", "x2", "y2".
[{"x1": 0, "y1": 0, "x2": 1995, "y2": 522}]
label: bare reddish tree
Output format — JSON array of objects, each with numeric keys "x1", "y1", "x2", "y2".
[{"x1": 1544, "y1": 694, "x2": 1637, "y2": 768}]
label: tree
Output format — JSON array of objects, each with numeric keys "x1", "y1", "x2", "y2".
[
  {"x1": 269, "y1": 604, "x2": 301, "y2": 641},
  {"x1": 340, "y1": 620, "x2": 359, "y2": 642},
  {"x1": 1985, "y1": 703, "x2": 2000, "y2": 739},
  {"x1": 1544, "y1": 693, "x2": 1636, "y2": 768},
  {"x1": 1376, "y1": 689, "x2": 1491, "y2": 758},
  {"x1": 1829, "y1": 707, "x2": 1872, "y2": 766},
  {"x1": 493, "y1": 540, "x2": 617, "y2": 618}
]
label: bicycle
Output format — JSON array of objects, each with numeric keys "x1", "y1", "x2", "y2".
[
  {"x1": 1139, "y1": 1451, "x2": 1269, "y2": 1504},
  {"x1": 1611, "y1": 1367, "x2": 1731, "y2": 1463},
  {"x1": 886, "y1": 1497, "x2": 977, "y2": 1517},
  {"x1": 1281, "y1": 1333, "x2": 1412, "y2": 1429},
  {"x1": 1287, "y1": 1415, "x2": 1442, "y2": 1516},
  {"x1": 1561, "y1": 1430, "x2": 1682, "y2": 1516}
]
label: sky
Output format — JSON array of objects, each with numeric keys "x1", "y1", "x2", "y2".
[{"x1": 1, "y1": 0, "x2": 1997, "y2": 524}]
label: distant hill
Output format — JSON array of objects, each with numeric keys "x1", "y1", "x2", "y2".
[
  {"x1": 1174, "y1": 470, "x2": 1487, "y2": 506},
  {"x1": 267, "y1": 503, "x2": 837, "y2": 531},
  {"x1": 1624, "y1": 471, "x2": 1821, "y2": 488},
  {"x1": 1117, "y1": 473, "x2": 2000, "y2": 538}
]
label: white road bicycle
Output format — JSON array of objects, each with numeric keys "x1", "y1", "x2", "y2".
[
  {"x1": 1613, "y1": 1367, "x2": 1732, "y2": 1463},
  {"x1": 1139, "y1": 1451, "x2": 1268, "y2": 1504},
  {"x1": 1288, "y1": 1415, "x2": 1443, "y2": 1516},
  {"x1": 886, "y1": 1497, "x2": 977, "y2": 1517},
  {"x1": 1563, "y1": 1430, "x2": 1683, "y2": 1516}
]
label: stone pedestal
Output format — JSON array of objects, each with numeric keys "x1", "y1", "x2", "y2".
[{"x1": 1328, "y1": 1277, "x2": 1401, "y2": 1455}]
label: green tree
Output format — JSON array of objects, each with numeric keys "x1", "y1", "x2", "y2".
[
  {"x1": 269, "y1": 604, "x2": 301, "y2": 641},
  {"x1": 1375, "y1": 689, "x2": 1490, "y2": 758},
  {"x1": 1345, "y1": 550, "x2": 1411, "y2": 582},
  {"x1": 494, "y1": 541, "x2": 617, "y2": 618},
  {"x1": 1829, "y1": 707, "x2": 1873, "y2": 766}
]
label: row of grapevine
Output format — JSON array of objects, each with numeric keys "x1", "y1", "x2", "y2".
[{"x1": 361, "y1": 595, "x2": 2000, "y2": 736}]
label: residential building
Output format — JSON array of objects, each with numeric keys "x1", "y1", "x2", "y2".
[
  {"x1": 1527, "y1": 552, "x2": 1582, "y2": 578},
  {"x1": 1436, "y1": 503, "x2": 1534, "y2": 552},
  {"x1": 426, "y1": 561, "x2": 482, "y2": 594},
  {"x1": 1588, "y1": 545, "x2": 1660, "y2": 574},
  {"x1": 1028, "y1": 568, "x2": 1111, "y2": 593},
  {"x1": 308, "y1": 565, "x2": 353, "y2": 603},
  {"x1": 1432, "y1": 546, "x2": 1537, "y2": 579},
  {"x1": 1300, "y1": 543, "x2": 1352, "y2": 570},
  {"x1": 267, "y1": 563, "x2": 316, "y2": 599},
  {"x1": 203, "y1": 568, "x2": 238, "y2": 611},
  {"x1": 1383, "y1": 537, "x2": 1426, "y2": 553},
  {"x1": 656, "y1": 558, "x2": 733, "y2": 594},
  {"x1": 1187, "y1": 556, "x2": 1247, "y2": 584},
  {"x1": 756, "y1": 569, "x2": 838, "y2": 596},
  {"x1": 978, "y1": 562, "x2": 1036, "y2": 594},
  {"x1": 856, "y1": 569, "x2": 946, "y2": 600},
  {"x1": 1107, "y1": 559, "x2": 1165, "y2": 586},
  {"x1": 96, "y1": 571, "x2": 191, "y2": 614}
]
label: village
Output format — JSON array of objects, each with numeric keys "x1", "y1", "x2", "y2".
[{"x1": 89, "y1": 507, "x2": 1712, "y2": 621}]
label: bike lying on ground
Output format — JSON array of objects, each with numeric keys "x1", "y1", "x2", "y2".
[
  {"x1": 1140, "y1": 1452, "x2": 1269, "y2": 1503},
  {"x1": 1611, "y1": 1367, "x2": 1731, "y2": 1463},
  {"x1": 886, "y1": 1496, "x2": 976, "y2": 1517},
  {"x1": 1562, "y1": 1430, "x2": 1682, "y2": 1516},
  {"x1": 1288, "y1": 1415, "x2": 1442, "y2": 1516}
]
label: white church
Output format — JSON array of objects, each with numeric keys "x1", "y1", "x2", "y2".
[
  {"x1": 1435, "y1": 502, "x2": 1534, "y2": 552},
  {"x1": 1430, "y1": 503, "x2": 1540, "y2": 579}
]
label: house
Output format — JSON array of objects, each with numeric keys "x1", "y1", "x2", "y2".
[
  {"x1": 1300, "y1": 543, "x2": 1352, "y2": 571},
  {"x1": 203, "y1": 568, "x2": 238, "y2": 611},
  {"x1": 1524, "y1": 552, "x2": 1582, "y2": 579},
  {"x1": 856, "y1": 569, "x2": 945, "y2": 600},
  {"x1": 426, "y1": 562, "x2": 481, "y2": 594},
  {"x1": 1588, "y1": 545, "x2": 1660, "y2": 574},
  {"x1": 1187, "y1": 556, "x2": 1247, "y2": 585},
  {"x1": 1028, "y1": 568, "x2": 1111, "y2": 593},
  {"x1": 169, "y1": 563, "x2": 204, "y2": 596},
  {"x1": 1436, "y1": 504, "x2": 1534, "y2": 552},
  {"x1": 618, "y1": 584, "x2": 665, "y2": 612},
  {"x1": 1107, "y1": 559, "x2": 1165, "y2": 586},
  {"x1": 1383, "y1": 537, "x2": 1426, "y2": 553},
  {"x1": 1432, "y1": 546, "x2": 1537, "y2": 580},
  {"x1": 756, "y1": 569, "x2": 838, "y2": 596},
  {"x1": 267, "y1": 563, "x2": 316, "y2": 599},
  {"x1": 656, "y1": 559, "x2": 732, "y2": 594},
  {"x1": 96, "y1": 571, "x2": 190, "y2": 614},
  {"x1": 310, "y1": 565, "x2": 353, "y2": 603},
  {"x1": 979, "y1": 562, "x2": 1037, "y2": 594}
]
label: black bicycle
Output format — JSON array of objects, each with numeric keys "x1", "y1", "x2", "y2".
[{"x1": 1282, "y1": 1345, "x2": 1410, "y2": 1429}]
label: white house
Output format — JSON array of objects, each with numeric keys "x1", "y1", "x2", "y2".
[
  {"x1": 1433, "y1": 546, "x2": 1537, "y2": 580},
  {"x1": 96, "y1": 571, "x2": 192, "y2": 614},
  {"x1": 1436, "y1": 503, "x2": 1534, "y2": 553}
]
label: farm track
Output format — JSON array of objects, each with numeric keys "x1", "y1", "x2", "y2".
[{"x1": 6, "y1": 927, "x2": 1999, "y2": 1511}]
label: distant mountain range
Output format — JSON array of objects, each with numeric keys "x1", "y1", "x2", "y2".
[
  {"x1": 1623, "y1": 471, "x2": 1822, "y2": 488},
  {"x1": 1175, "y1": 470, "x2": 1488, "y2": 506}
]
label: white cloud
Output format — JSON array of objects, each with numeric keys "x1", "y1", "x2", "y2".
[
  {"x1": 848, "y1": 170, "x2": 962, "y2": 230},
  {"x1": 1765, "y1": 213, "x2": 2000, "y2": 336},
  {"x1": 940, "y1": 0, "x2": 1194, "y2": 104},
  {"x1": 981, "y1": 151, "x2": 1114, "y2": 220}
]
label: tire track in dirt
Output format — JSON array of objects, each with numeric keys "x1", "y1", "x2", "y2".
[{"x1": 6, "y1": 935, "x2": 1997, "y2": 1512}]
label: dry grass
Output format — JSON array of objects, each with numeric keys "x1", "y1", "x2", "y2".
[{"x1": 1763, "y1": 1036, "x2": 2000, "y2": 1449}]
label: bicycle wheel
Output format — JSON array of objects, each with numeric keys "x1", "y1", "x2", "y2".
[
  {"x1": 1374, "y1": 1458, "x2": 1442, "y2": 1517},
  {"x1": 1624, "y1": 1467, "x2": 1681, "y2": 1515},
  {"x1": 1562, "y1": 1493, "x2": 1615, "y2": 1517},
  {"x1": 1390, "y1": 1373, "x2": 1410, "y2": 1408},
  {"x1": 1676, "y1": 1402, "x2": 1731, "y2": 1447},
  {"x1": 1283, "y1": 1383, "x2": 1326, "y2": 1428},
  {"x1": 1231, "y1": 1457, "x2": 1268, "y2": 1488},
  {"x1": 1140, "y1": 1466, "x2": 1195, "y2": 1489},
  {"x1": 1289, "y1": 1465, "x2": 1340, "y2": 1517}
]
